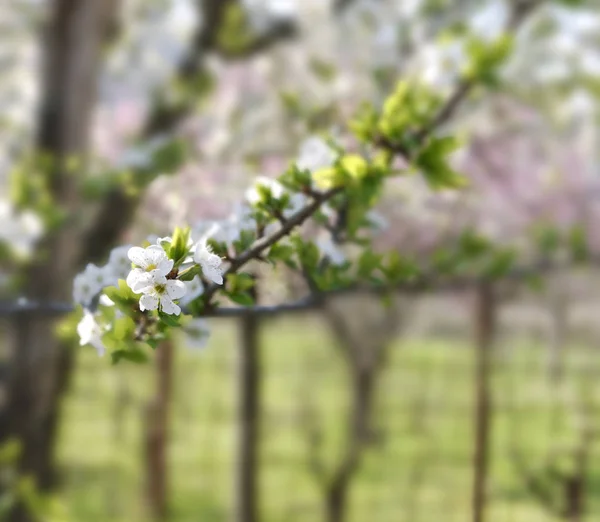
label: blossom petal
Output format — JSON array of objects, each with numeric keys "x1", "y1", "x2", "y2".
[
  {"x1": 139, "y1": 294, "x2": 159, "y2": 311},
  {"x1": 128, "y1": 246, "x2": 148, "y2": 267},
  {"x1": 91, "y1": 338, "x2": 106, "y2": 357},
  {"x1": 127, "y1": 269, "x2": 154, "y2": 294},
  {"x1": 203, "y1": 265, "x2": 223, "y2": 285},
  {"x1": 159, "y1": 296, "x2": 181, "y2": 316},
  {"x1": 156, "y1": 258, "x2": 174, "y2": 277},
  {"x1": 145, "y1": 245, "x2": 169, "y2": 267},
  {"x1": 166, "y1": 280, "x2": 186, "y2": 300}
]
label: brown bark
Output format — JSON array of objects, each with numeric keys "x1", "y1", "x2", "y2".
[
  {"x1": 144, "y1": 340, "x2": 174, "y2": 521},
  {"x1": 472, "y1": 283, "x2": 496, "y2": 522}
]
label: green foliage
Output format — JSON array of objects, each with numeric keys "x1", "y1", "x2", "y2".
[
  {"x1": 169, "y1": 227, "x2": 191, "y2": 267},
  {"x1": 463, "y1": 34, "x2": 514, "y2": 87},
  {"x1": 568, "y1": 226, "x2": 588, "y2": 262},
  {"x1": 378, "y1": 81, "x2": 442, "y2": 151},
  {"x1": 215, "y1": 2, "x2": 255, "y2": 56},
  {"x1": 110, "y1": 345, "x2": 149, "y2": 365},
  {"x1": 381, "y1": 251, "x2": 420, "y2": 284},
  {"x1": 10, "y1": 153, "x2": 65, "y2": 229},
  {"x1": 267, "y1": 243, "x2": 296, "y2": 268},
  {"x1": 357, "y1": 250, "x2": 384, "y2": 282},
  {"x1": 103, "y1": 280, "x2": 139, "y2": 315},
  {"x1": 291, "y1": 235, "x2": 320, "y2": 272},
  {"x1": 279, "y1": 163, "x2": 312, "y2": 192},
  {"x1": 350, "y1": 102, "x2": 380, "y2": 143},
  {"x1": 413, "y1": 136, "x2": 466, "y2": 189},
  {"x1": 482, "y1": 248, "x2": 518, "y2": 279}
]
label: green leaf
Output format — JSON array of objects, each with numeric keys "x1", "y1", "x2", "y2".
[
  {"x1": 158, "y1": 311, "x2": 182, "y2": 327},
  {"x1": 350, "y1": 102, "x2": 379, "y2": 143},
  {"x1": 111, "y1": 347, "x2": 149, "y2": 365},
  {"x1": 312, "y1": 167, "x2": 344, "y2": 190},
  {"x1": 228, "y1": 291, "x2": 255, "y2": 306},
  {"x1": 178, "y1": 265, "x2": 202, "y2": 281},
  {"x1": 227, "y1": 272, "x2": 255, "y2": 294},
  {"x1": 358, "y1": 250, "x2": 383, "y2": 279},
  {"x1": 463, "y1": 34, "x2": 514, "y2": 87},
  {"x1": 169, "y1": 226, "x2": 191, "y2": 266},
  {"x1": 339, "y1": 155, "x2": 368, "y2": 180},
  {"x1": 268, "y1": 243, "x2": 295, "y2": 265},
  {"x1": 103, "y1": 279, "x2": 138, "y2": 313},
  {"x1": 378, "y1": 81, "x2": 442, "y2": 147},
  {"x1": 414, "y1": 136, "x2": 466, "y2": 190},
  {"x1": 113, "y1": 316, "x2": 136, "y2": 341}
]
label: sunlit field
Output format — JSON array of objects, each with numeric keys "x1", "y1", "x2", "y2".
[{"x1": 58, "y1": 317, "x2": 600, "y2": 522}]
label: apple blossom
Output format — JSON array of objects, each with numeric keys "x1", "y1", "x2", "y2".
[
  {"x1": 77, "y1": 311, "x2": 106, "y2": 356},
  {"x1": 245, "y1": 176, "x2": 285, "y2": 205},
  {"x1": 317, "y1": 234, "x2": 346, "y2": 266},
  {"x1": 193, "y1": 239, "x2": 224, "y2": 285},
  {"x1": 73, "y1": 263, "x2": 113, "y2": 307},
  {"x1": 296, "y1": 136, "x2": 337, "y2": 173},
  {"x1": 138, "y1": 275, "x2": 187, "y2": 315},
  {"x1": 126, "y1": 245, "x2": 173, "y2": 293},
  {"x1": 107, "y1": 244, "x2": 134, "y2": 281}
]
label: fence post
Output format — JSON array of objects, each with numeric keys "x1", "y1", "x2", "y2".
[
  {"x1": 144, "y1": 339, "x2": 174, "y2": 521},
  {"x1": 472, "y1": 283, "x2": 496, "y2": 522},
  {"x1": 235, "y1": 282, "x2": 261, "y2": 522}
]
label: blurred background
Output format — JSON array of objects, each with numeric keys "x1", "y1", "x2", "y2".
[{"x1": 1, "y1": 0, "x2": 600, "y2": 521}]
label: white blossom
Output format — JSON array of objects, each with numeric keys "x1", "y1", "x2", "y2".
[
  {"x1": 317, "y1": 235, "x2": 346, "y2": 266},
  {"x1": 77, "y1": 311, "x2": 106, "y2": 356},
  {"x1": 193, "y1": 240, "x2": 224, "y2": 285},
  {"x1": 106, "y1": 244, "x2": 133, "y2": 281},
  {"x1": 197, "y1": 205, "x2": 256, "y2": 247},
  {"x1": 126, "y1": 245, "x2": 173, "y2": 293},
  {"x1": 296, "y1": 137, "x2": 337, "y2": 173},
  {"x1": 137, "y1": 275, "x2": 187, "y2": 315},
  {"x1": 245, "y1": 176, "x2": 285, "y2": 205},
  {"x1": 365, "y1": 210, "x2": 389, "y2": 232},
  {"x1": 0, "y1": 201, "x2": 44, "y2": 258},
  {"x1": 73, "y1": 263, "x2": 113, "y2": 306},
  {"x1": 283, "y1": 192, "x2": 308, "y2": 219},
  {"x1": 180, "y1": 275, "x2": 205, "y2": 305},
  {"x1": 182, "y1": 318, "x2": 211, "y2": 350}
]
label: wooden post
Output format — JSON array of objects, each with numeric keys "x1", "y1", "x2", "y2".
[
  {"x1": 235, "y1": 281, "x2": 261, "y2": 522},
  {"x1": 144, "y1": 340, "x2": 174, "y2": 521},
  {"x1": 472, "y1": 283, "x2": 496, "y2": 522}
]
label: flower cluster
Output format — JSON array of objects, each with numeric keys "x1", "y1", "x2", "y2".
[
  {"x1": 72, "y1": 111, "x2": 472, "y2": 364},
  {"x1": 0, "y1": 200, "x2": 44, "y2": 259}
]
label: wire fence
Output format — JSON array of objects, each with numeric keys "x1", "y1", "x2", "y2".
[
  {"x1": 1, "y1": 285, "x2": 600, "y2": 522},
  {"x1": 54, "y1": 312, "x2": 600, "y2": 522}
]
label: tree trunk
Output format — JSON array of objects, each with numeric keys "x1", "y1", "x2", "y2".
[
  {"x1": 0, "y1": 2, "x2": 119, "y2": 520},
  {"x1": 322, "y1": 368, "x2": 376, "y2": 522},
  {"x1": 144, "y1": 340, "x2": 174, "y2": 521},
  {"x1": 325, "y1": 480, "x2": 349, "y2": 522},
  {"x1": 235, "y1": 309, "x2": 261, "y2": 522},
  {"x1": 472, "y1": 284, "x2": 496, "y2": 522}
]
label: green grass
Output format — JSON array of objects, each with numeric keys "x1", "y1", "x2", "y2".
[{"x1": 56, "y1": 316, "x2": 600, "y2": 522}]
